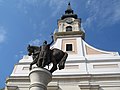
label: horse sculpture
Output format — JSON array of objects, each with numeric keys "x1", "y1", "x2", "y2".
[{"x1": 27, "y1": 45, "x2": 68, "y2": 73}]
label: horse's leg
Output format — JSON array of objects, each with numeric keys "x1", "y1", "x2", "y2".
[
  {"x1": 41, "y1": 57, "x2": 46, "y2": 68},
  {"x1": 58, "y1": 52, "x2": 68, "y2": 70},
  {"x1": 29, "y1": 56, "x2": 38, "y2": 70},
  {"x1": 41, "y1": 51, "x2": 48, "y2": 68},
  {"x1": 50, "y1": 57, "x2": 57, "y2": 73},
  {"x1": 37, "y1": 58, "x2": 43, "y2": 67}
]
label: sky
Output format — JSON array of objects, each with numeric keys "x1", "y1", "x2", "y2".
[{"x1": 0, "y1": 0, "x2": 120, "y2": 88}]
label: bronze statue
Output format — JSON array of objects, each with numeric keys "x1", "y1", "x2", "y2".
[
  {"x1": 39, "y1": 36, "x2": 54, "y2": 67},
  {"x1": 27, "y1": 36, "x2": 68, "y2": 73}
]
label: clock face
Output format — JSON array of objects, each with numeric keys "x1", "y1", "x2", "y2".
[{"x1": 66, "y1": 18, "x2": 73, "y2": 24}]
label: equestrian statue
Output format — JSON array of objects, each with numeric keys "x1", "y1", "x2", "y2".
[{"x1": 27, "y1": 36, "x2": 68, "y2": 73}]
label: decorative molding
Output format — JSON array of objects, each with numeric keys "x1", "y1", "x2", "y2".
[
  {"x1": 79, "y1": 85, "x2": 100, "y2": 90},
  {"x1": 65, "y1": 65, "x2": 79, "y2": 69},
  {"x1": 93, "y1": 64, "x2": 119, "y2": 69},
  {"x1": 6, "y1": 86, "x2": 18, "y2": 90}
]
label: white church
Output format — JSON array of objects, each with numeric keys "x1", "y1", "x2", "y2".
[{"x1": 5, "y1": 3, "x2": 120, "y2": 90}]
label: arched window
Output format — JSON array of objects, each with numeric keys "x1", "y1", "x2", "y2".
[{"x1": 66, "y1": 26, "x2": 72, "y2": 31}]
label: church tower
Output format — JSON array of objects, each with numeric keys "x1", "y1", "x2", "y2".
[
  {"x1": 54, "y1": 2, "x2": 84, "y2": 40},
  {"x1": 53, "y1": 3, "x2": 85, "y2": 56},
  {"x1": 5, "y1": 3, "x2": 120, "y2": 90}
]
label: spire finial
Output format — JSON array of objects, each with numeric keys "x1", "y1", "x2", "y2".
[
  {"x1": 67, "y1": 2, "x2": 72, "y2": 10},
  {"x1": 61, "y1": 2, "x2": 78, "y2": 19},
  {"x1": 65, "y1": 2, "x2": 73, "y2": 14},
  {"x1": 68, "y1": 2, "x2": 70, "y2": 6}
]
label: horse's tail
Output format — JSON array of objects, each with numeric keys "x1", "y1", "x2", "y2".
[{"x1": 58, "y1": 52, "x2": 68, "y2": 70}]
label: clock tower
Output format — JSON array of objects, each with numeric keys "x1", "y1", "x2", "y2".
[{"x1": 54, "y1": 3, "x2": 85, "y2": 40}]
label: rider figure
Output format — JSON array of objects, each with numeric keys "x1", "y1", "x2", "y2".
[{"x1": 39, "y1": 36, "x2": 54, "y2": 67}]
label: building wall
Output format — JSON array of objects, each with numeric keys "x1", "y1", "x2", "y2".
[{"x1": 5, "y1": 37, "x2": 120, "y2": 90}]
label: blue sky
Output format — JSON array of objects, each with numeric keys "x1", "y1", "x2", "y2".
[{"x1": 0, "y1": 0, "x2": 120, "y2": 88}]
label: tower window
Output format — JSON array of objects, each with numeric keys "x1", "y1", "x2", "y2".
[
  {"x1": 66, "y1": 26, "x2": 72, "y2": 31},
  {"x1": 66, "y1": 44, "x2": 72, "y2": 51}
]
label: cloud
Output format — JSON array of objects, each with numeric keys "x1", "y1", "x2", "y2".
[
  {"x1": 29, "y1": 39, "x2": 42, "y2": 46},
  {"x1": 38, "y1": 20, "x2": 47, "y2": 30},
  {"x1": 48, "y1": 0, "x2": 69, "y2": 17},
  {"x1": 0, "y1": 26, "x2": 6, "y2": 43},
  {"x1": 18, "y1": 0, "x2": 69, "y2": 17},
  {"x1": 24, "y1": 0, "x2": 39, "y2": 4},
  {"x1": 0, "y1": 0, "x2": 4, "y2": 6},
  {"x1": 84, "y1": 0, "x2": 120, "y2": 30},
  {"x1": 15, "y1": 51, "x2": 25, "y2": 59},
  {"x1": 0, "y1": 0, "x2": 3, "y2": 3},
  {"x1": 28, "y1": 32, "x2": 51, "y2": 46}
]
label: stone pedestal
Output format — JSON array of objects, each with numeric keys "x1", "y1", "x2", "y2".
[{"x1": 29, "y1": 68, "x2": 52, "y2": 90}]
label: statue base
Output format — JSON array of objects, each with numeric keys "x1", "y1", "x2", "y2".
[{"x1": 29, "y1": 68, "x2": 52, "y2": 90}]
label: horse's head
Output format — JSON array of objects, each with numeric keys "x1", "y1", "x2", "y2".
[
  {"x1": 27, "y1": 45, "x2": 34, "y2": 56},
  {"x1": 27, "y1": 44, "x2": 40, "y2": 56}
]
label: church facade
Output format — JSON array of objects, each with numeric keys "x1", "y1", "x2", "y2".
[{"x1": 5, "y1": 3, "x2": 120, "y2": 90}]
